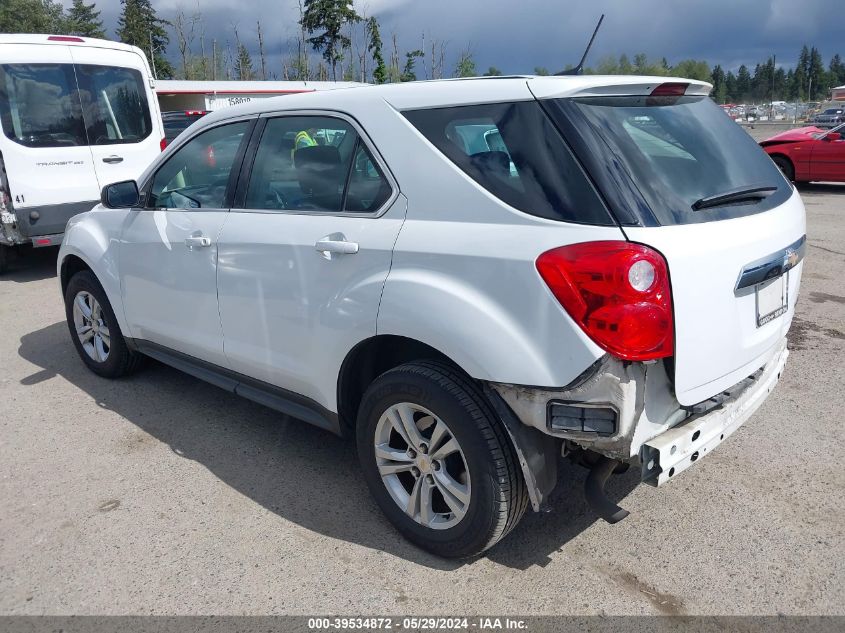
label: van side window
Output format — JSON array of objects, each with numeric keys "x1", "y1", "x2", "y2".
[
  {"x1": 75, "y1": 65, "x2": 152, "y2": 145},
  {"x1": 244, "y1": 116, "x2": 391, "y2": 214},
  {"x1": 148, "y1": 121, "x2": 249, "y2": 210},
  {"x1": 0, "y1": 63, "x2": 86, "y2": 147}
]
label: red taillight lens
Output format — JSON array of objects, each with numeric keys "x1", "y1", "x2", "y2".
[
  {"x1": 160, "y1": 138, "x2": 168, "y2": 151},
  {"x1": 536, "y1": 241, "x2": 674, "y2": 361}
]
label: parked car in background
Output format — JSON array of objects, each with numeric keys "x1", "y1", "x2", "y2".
[
  {"x1": 0, "y1": 35, "x2": 164, "y2": 273},
  {"x1": 760, "y1": 122, "x2": 845, "y2": 183},
  {"x1": 811, "y1": 107, "x2": 845, "y2": 128},
  {"x1": 59, "y1": 75, "x2": 805, "y2": 558},
  {"x1": 162, "y1": 110, "x2": 207, "y2": 147}
]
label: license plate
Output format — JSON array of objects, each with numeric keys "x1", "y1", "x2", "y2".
[{"x1": 755, "y1": 273, "x2": 788, "y2": 327}]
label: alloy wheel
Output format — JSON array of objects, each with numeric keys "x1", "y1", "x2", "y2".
[
  {"x1": 374, "y1": 402, "x2": 471, "y2": 530},
  {"x1": 72, "y1": 290, "x2": 111, "y2": 363}
]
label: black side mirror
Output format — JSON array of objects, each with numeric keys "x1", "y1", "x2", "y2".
[{"x1": 101, "y1": 180, "x2": 139, "y2": 208}]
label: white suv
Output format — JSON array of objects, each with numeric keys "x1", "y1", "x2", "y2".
[{"x1": 58, "y1": 76, "x2": 806, "y2": 558}]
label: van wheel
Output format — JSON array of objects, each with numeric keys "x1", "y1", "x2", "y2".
[
  {"x1": 64, "y1": 270, "x2": 142, "y2": 378},
  {"x1": 356, "y1": 361, "x2": 528, "y2": 558},
  {"x1": 772, "y1": 155, "x2": 795, "y2": 182},
  {"x1": 0, "y1": 245, "x2": 8, "y2": 274}
]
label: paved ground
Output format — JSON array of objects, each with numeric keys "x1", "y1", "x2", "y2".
[{"x1": 1, "y1": 186, "x2": 843, "y2": 616}]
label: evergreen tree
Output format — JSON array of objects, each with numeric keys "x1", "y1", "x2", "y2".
[
  {"x1": 533, "y1": 66, "x2": 550, "y2": 76},
  {"x1": 300, "y1": 0, "x2": 360, "y2": 81},
  {"x1": 735, "y1": 64, "x2": 752, "y2": 101},
  {"x1": 724, "y1": 70, "x2": 737, "y2": 102},
  {"x1": 0, "y1": 0, "x2": 66, "y2": 33},
  {"x1": 830, "y1": 54, "x2": 845, "y2": 87},
  {"x1": 807, "y1": 46, "x2": 825, "y2": 101},
  {"x1": 454, "y1": 48, "x2": 476, "y2": 78},
  {"x1": 67, "y1": 0, "x2": 105, "y2": 38},
  {"x1": 792, "y1": 45, "x2": 810, "y2": 101},
  {"x1": 711, "y1": 64, "x2": 726, "y2": 103},
  {"x1": 483, "y1": 66, "x2": 503, "y2": 76},
  {"x1": 400, "y1": 49, "x2": 424, "y2": 82},
  {"x1": 116, "y1": 0, "x2": 173, "y2": 78},
  {"x1": 366, "y1": 17, "x2": 387, "y2": 84},
  {"x1": 235, "y1": 43, "x2": 254, "y2": 80},
  {"x1": 617, "y1": 53, "x2": 632, "y2": 74}
]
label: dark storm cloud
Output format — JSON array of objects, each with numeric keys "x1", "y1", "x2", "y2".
[{"x1": 84, "y1": 0, "x2": 837, "y2": 75}]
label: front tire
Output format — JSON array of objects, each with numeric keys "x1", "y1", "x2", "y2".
[
  {"x1": 64, "y1": 270, "x2": 142, "y2": 378},
  {"x1": 356, "y1": 361, "x2": 528, "y2": 558}
]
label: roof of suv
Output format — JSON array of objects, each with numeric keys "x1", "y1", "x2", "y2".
[{"x1": 199, "y1": 75, "x2": 712, "y2": 126}]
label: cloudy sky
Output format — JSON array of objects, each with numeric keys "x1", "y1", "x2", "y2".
[{"x1": 75, "y1": 0, "x2": 839, "y2": 76}]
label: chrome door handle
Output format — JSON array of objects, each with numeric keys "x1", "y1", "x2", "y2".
[
  {"x1": 185, "y1": 235, "x2": 211, "y2": 249},
  {"x1": 315, "y1": 238, "x2": 359, "y2": 255},
  {"x1": 102, "y1": 155, "x2": 124, "y2": 164}
]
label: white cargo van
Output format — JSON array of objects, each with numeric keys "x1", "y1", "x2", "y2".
[{"x1": 0, "y1": 35, "x2": 163, "y2": 272}]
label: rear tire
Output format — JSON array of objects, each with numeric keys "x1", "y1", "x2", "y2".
[
  {"x1": 0, "y1": 244, "x2": 8, "y2": 274},
  {"x1": 356, "y1": 361, "x2": 528, "y2": 558},
  {"x1": 772, "y1": 155, "x2": 795, "y2": 182},
  {"x1": 64, "y1": 270, "x2": 142, "y2": 378}
]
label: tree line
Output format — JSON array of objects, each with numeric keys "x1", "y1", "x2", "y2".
[{"x1": 2, "y1": 0, "x2": 844, "y2": 103}]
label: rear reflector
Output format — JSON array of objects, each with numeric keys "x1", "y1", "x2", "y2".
[
  {"x1": 48, "y1": 35, "x2": 85, "y2": 42},
  {"x1": 536, "y1": 241, "x2": 674, "y2": 361},
  {"x1": 35, "y1": 238, "x2": 52, "y2": 246},
  {"x1": 549, "y1": 402, "x2": 617, "y2": 435},
  {"x1": 650, "y1": 82, "x2": 688, "y2": 97},
  {"x1": 185, "y1": 110, "x2": 207, "y2": 116}
]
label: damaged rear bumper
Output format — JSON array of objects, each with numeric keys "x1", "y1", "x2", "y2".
[{"x1": 641, "y1": 340, "x2": 788, "y2": 486}]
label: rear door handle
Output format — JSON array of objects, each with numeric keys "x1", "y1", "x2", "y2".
[
  {"x1": 102, "y1": 155, "x2": 124, "y2": 164},
  {"x1": 185, "y1": 235, "x2": 211, "y2": 249},
  {"x1": 315, "y1": 237, "x2": 359, "y2": 255}
]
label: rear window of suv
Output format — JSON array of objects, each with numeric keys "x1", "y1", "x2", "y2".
[
  {"x1": 545, "y1": 95, "x2": 792, "y2": 226},
  {"x1": 403, "y1": 101, "x2": 614, "y2": 225}
]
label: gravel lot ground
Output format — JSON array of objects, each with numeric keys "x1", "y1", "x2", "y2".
[{"x1": 1, "y1": 185, "x2": 843, "y2": 616}]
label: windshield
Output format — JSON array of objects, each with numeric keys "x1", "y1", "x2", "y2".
[
  {"x1": 545, "y1": 95, "x2": 792, "y2": 226},
  {"x1": 813, "y1": 122, "x2": 845, "y2": 139}
]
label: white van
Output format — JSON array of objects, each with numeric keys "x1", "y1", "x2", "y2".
[{"x1": 0, "y1": 35, "x2": 163, "y2": 271}]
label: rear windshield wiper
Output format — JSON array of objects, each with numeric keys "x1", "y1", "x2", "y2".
[{"x1": 691, "y1": 185, "x2": 777, "y2": 211}]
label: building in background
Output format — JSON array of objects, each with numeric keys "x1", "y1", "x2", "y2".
[{"x1": 833, "y1": 85, "x2": 845, "y2": 101}]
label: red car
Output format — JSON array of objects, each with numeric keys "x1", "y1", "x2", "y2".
[{"x1": 760, "y1": 123, "x2": 845, "y2": 183}]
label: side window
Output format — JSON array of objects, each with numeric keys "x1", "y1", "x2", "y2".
[
  {"x1": 344, "y1": 141, "x2": 392, "y2": 212},
  {"x1": 75, "y1": 65, "x2": 152, "y2": 145},
  {"x1": 0, "y1": 63, "x2": 86, "y2": 147},
  {"x1": 148, "y1": 121, "x2": 249, "y2": 210},
  {"x1": 403, "y1": 102, "x2": 612, "y2": 225},
  {"x1": 244, "y1": 116, "x2": 390, "y2": 213}
]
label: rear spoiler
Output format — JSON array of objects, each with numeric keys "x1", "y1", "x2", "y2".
[{"x1": 528, "y1": 77, "x2": 713, "y2": 100}]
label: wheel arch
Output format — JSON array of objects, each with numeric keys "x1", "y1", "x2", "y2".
[
  {"x1": 337, "y1": 334, "x2": 558, "y2": 512},
  {"x1": 337, "y1": 334, "x2": 456, "y2": 430}
]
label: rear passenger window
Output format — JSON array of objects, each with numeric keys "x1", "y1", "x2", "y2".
[
  {"x1": 148, "y1": 121, "x2": 249, "y2": 209},
  {"x1": 0, "y1": 63, "x2": 86, "y2": 147},
  {"x1": 244, "y1": 116, "x2": 391, "y2": 214},
  {"x1": 403, "y1": 102, "x2": 613, "y2": 225},
  {"x1": 75, "y1": 65, "x2": 152, "y2": 145}
]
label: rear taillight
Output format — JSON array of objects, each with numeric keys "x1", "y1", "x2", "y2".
[
  {"x1": 160, "y1": 138, "x2": 168, "y2": 151},
  {"x1": 536, "y1": 241, "x2": 673, "y2": 361},
  {"x1": 48, "y1": 35, "x2": 84, "y2": 42}
]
